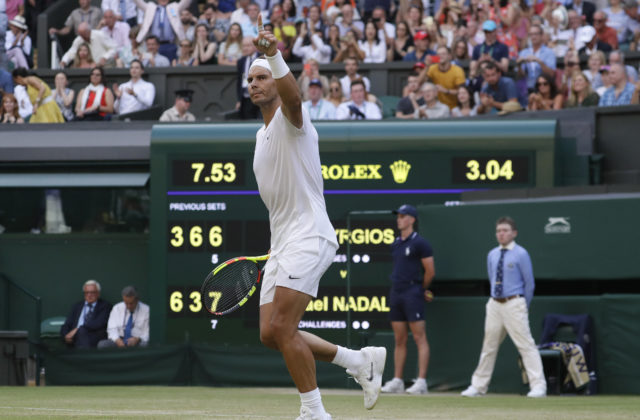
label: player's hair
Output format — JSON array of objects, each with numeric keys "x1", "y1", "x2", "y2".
[
  {"x1": 122, "y1": 285, "x2": 139, "y2": 298},
  {"x1": 84, "y1": 279, "x2": 101, "y2": 292},
  {"x1": 496, "y1": 216, "x2": 517, "y2": 230}
]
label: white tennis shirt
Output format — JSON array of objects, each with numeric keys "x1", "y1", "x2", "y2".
[{"x1": 253, "y1": 106, "x2": 338, "y2": 258}]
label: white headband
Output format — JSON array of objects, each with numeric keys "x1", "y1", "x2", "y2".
[{"x1": 249, "y1": 58, "x2": 271, "y2": 74}]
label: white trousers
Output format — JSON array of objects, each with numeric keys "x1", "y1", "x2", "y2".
[{"x1": 470, "y1": 297, "x2": 546, "y2": 393}]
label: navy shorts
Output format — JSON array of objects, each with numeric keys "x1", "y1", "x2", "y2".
[{"x1": 388, "y1": 286, "x2": 425, "y2": 322}]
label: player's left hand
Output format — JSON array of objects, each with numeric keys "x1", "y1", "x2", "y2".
[
  {"x1": 424, "y1": 289, "x2": 434, "y2": 302},
  {"x1": 254, "y1": 14, "x2": 278, "y2": 56}
]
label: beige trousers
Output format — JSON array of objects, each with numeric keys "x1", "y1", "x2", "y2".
[{"x1": 470, "y1": 297, "x2": 546, "y2": 393}]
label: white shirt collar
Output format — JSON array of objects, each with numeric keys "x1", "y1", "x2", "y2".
[{"x1": 501, "y1": 241, "x2": 516, "y2": 250}]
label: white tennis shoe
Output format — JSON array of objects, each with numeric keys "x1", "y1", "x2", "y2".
[
  {"x1": 295, "y1": 406, "x2": 332, "y2": 420},
  {"x1": 381, "y1": 378, "x2": 405, "y2": 393},
  {"x1": 346, "y1": 346, "x2": 387, "y2": 410},
  {"x1": 461, "y1": 385, "x2": 484, "y2": 397},
  {"x1": 527, "y1": 387, "x2": 547, "y2": 398},
  {"x1": 406, "y1": 378, "x2": 428, "y2": 395}
]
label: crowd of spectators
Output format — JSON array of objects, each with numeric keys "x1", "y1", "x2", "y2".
[{"x1": 1, "y1": 0, "x2": 640, "y2": 123}]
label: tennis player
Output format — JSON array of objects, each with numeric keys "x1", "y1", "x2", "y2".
[{"x1": 249, "y1": 14, "x2": 386, "y2": 420}]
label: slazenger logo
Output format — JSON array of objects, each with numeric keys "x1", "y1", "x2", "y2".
[
  {"x1": 544, "y1": 217, "x2": 571, "y2": 234},
  {"x1": 321, "y1": 160, "x2": 411, "y2": 184}
]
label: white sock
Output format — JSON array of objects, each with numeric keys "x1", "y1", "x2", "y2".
[
  {"x1": 300, "y1": 388, "x2": 327, "y2": 418},
  {"x1": 331, "y1": 345, "x2": 365, "y2": 371}
]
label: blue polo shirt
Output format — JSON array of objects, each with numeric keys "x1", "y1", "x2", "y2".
[
  {"x1": 472, "y1": 40, "x2": 509, "y2": 63},
  {"x1": 390, "y1": 231, "x2": 433, "y2": 292},
  {"x1": 481, "y1": 76, "x2": 518, "y2": 113}
]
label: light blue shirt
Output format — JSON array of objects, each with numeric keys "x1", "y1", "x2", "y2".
[
  {"x1": 518, "y1": 45, "x2": 556, "y2": 89},
  {"x1": 77, "y1": 302, "x2": 95, "y2": 328},
  {"x1": 303, "y1": 99, "x2": 336, "y2": 120},
  {"x1": 151, "y1": 6, "x2": 175, "y2": 43},
  {"x1": 598, "y1": 82, "x2": 635, "y2": 107},
  {"x1": 487, "y1": 241, "x2": 535, "y2": 307}
]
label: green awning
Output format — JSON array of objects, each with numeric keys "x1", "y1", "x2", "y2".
[{"x1": 0, "y1": 173, "x2": 150, "y2": 187}]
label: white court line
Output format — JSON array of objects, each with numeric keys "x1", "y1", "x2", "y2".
[{"x1": 0, "y1": 407, "x2": 286, "y2": 418}]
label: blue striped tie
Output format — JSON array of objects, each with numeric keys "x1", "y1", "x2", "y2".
[{"x1": 494, "y1": 249, "x2": 507, "y2": 297}]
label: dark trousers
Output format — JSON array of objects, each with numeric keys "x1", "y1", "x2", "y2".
[{"x1": 72, "y1": 326, "x2": 105, "y2": 349}]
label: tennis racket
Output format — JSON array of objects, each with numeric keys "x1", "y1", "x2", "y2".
[{"x1": 201, "y1": 255, "x2": 269, "y2": 316}]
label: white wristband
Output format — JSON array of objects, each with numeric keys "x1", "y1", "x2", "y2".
[{"x1": 266, "y1": 50, "x2": 289, "y2": 79}]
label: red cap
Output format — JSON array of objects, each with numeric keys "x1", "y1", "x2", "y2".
[{"x1": 414, "y1": 31, "x2": 428, "y2": 40}]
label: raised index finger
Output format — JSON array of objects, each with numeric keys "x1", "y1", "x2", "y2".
[{"x1": 257, "y1": 13, "x2": 263, "y2": 31}]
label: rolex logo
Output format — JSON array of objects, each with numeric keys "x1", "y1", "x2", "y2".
[
  {"x1": 340, "y1": 270, "x2": 347, "y2": 279},
  {"x1": 390, "y1": 160, "x2": 411, "y2": 184}
]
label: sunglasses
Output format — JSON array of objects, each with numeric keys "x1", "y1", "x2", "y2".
[
  {"x1": 593, "y1": 18, "x2": 605, "y2": 22},
  {"x1": 567, "y1": 61, "x2": 579, "y2": 66}
]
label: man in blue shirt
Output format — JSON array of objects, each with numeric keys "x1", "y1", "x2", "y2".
[
  {"x1": 477, "y1": 61, "x2": 519, "y2": 114},
  {"x1": 381, "y1": 204, "x2": 435, "y2": 396},
  {"x1": 517, "y1": 25, "x2": 557, "y2": 92},
  {"x1": 461, "y1": 217, "x2": 546, "y2": 398},
  {"x1": 598, "y1": 64, "x2": 636, "y2": 106},
  {"x1": 470, "y1": 20, "x2": 510, "y2": 76}
]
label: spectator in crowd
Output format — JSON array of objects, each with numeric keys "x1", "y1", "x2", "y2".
[
  {"x1": 217, "y1": 22, "x2": 243, "y2": 65},
  {"x1": 60, "y1": 280, "x2": 112, "y2": 349},
  {"x1": 269, "y1": 3, "x2": 296, "y2": 59},
  {"x1": 527, "y1": 73, "x2": 564, "y2": 110},
  {"x1": 326, "y1": 76, "x2": 345, "y2": 107},
  {"x1": 142, "y1": 35, "x2": 171, "y2": 67},
  {"x1": 326, "y1": 24, "x2": 342, "y2": 61},
  {"x1": 470, "y1": 20, "x2": 510, "y2": 77},
  {"x1": 419, "y1": 45, "x2": 466, "y2": 109},
  {"x1": 230, "y1": 0, "x2": 250, "y2": 26},
  {"x1": 12, "y1": 67, "x2": 64, "y2": 123},
  {"x1": 395, "y1": 73, "x2": 424, "y2": 119},
  {"x1": 52, "y1": 72, "x2": 75, "y2": 121},
  {"x1": 584, "y1": 50, "x2": 606, "y2": 89},
  {"x1": 1, "y1": 93, "x2": 24, "y2": 123},
  {"x1": 451, "y1": 85, "x2": 479, "y2": 117},
  {"x1": 451, "y1": 37, "x2": 469, "y2": 65},
  {"x1": 566, "y1": 70, "x2": 600, "y2": 107},
  {"x1": 5, "y1": 0, "x2": 23, "y2": 22},
  {"x1": 160, "y1": 88, "x2": 196, "y2": 121},
  {"x1": 241, "y1": 2, "x2": 260, "y2": 38},
  {"x1": 307, "y1": 5, "x2": 325, "y2": 36},
  {"x1": 100, "y1": 9, "x2": 131, "y2": 50},
  {"x1": 133, "y1": 0, "x2": 193, "y2": 63},
  {"x1": 14, "y1": 84, "x2": 32, "y2": 121},
  {"x1": 388, "y1": 21, "x2": 414, "y2": 62},
  {"x1": 576, "y1": 23, "x2": 612, "y2": 56},
  {"x1": 113, "y1": 59, "x2": 155, "y2": 115},
  {"x1": 180, "y1": 9, "x2": 197, "y2": 42},
  {"x1": 603, "y1": 0, "x2": 631, "y2": 44},
  {"x1": 568, "y1": 0, "x2": 596, "y2": 25},
  {"x1": 235, "y1": 35, "x2": 260, "y2": 119},
  {"x1": 333, "y1": 29, "x2": 364, "y2": 62},
  {"x1": 60, "y1": 22, "x2": 118, "y2": 68},
  {"x1": 292, "y1": 20, "x2": 331, "y2": 63},
  {"x1": 281, "y1": 0, "x2": 296, "y2": 23},
  {"x1": 461, "y1": 217, "x2": 546, "y2": 398},
  {"x1": 517, "y1": 24, "x2": 557, "y2": 93},
  {"x1": 592, "y1": 11, "x2": 619, "y2": 49},
  {"x1": 0, "y1": 68, "x2": 13, "y2": 94},
  {"x1": 413, "y1": 82, "x2": 451, "y2": 119},
  {"x1": 359, "y1": 20, "x2": 386, "y2": 63},
  {"x1": 625, "y1": 0, "x2": 640, "y2": 41},
  {"x1": 598, "y1": 63, "x2": 636, "y2": 105},
  {"x1": 596, "y1": 64, "x2": 612, "y2": 95},
  {"x1": 380, "y1": 204, "x2": 434, "y2": 396},
  {"x1": 75, "y1": 66, "x2": 114, "y2": 120},
  {"x1": 70, "y1": 42, "x2": 96, "y2": 68},
  {"x1": 336, "y1": 78, "x2": 381, "y2": 119},
  {"x1": 0, "y1": 3, "x2": 8, "y2": 71},
  {"x1": 403, "y1": 30, "x2": 434, "y2": 63},
  {"x1": 549, "y1": 10, "x2": 583, "y2": 59},
  {"x1": 49, "y1": 0, "x2": 103, "y2": 37},
  {"x1": 477, "y1": 61, "x2": 519, "y2": 114},
  {"x1": 101, "y1": 0, "x2": 138, "y2": 28},
  {"x1": 6, "y1": 15, "x2": 31, "y2": 69},
  {"x1": 324, "y1": 0, "x2": 361, "y2": 26},
  {"x1": 405, "y1": 5, "x2": 424, "y2": 36},
  {"x1": 608, "y1": 50, "x2": 638, "y2": 82},
  {"x1": 174, "y1": 39, "x2": 195, "y2": 65},
  {"x1": 192, "y1": 23, "x2": 217, "y2": 65},
  {"x1": 98, "y1": 286, "x2": 150, "y2": 348},
  {"x1": 371, "y1": 6, "x2": 394, "y2": 42},
  {"x1": 559, "y1": 50, "x2": 581, "y2": 95},
  {"x1": 339, "y1": 56, "x2": 370, "y2": 99},
  {"x1": 298, "y1": 58, "x2": 330, "y2": 101},
  {"x1": 336, "y1": 3, "x2": 363, "y2": 38},
  {"x1": 198, "y1": 4, "x2": 224, "y2": 43},
  {"x1": 116, "y1": 26, "x2": 144, "y2": 68},
  {"x1": 303, "y1": 78, "x2": 337, "y2": 119}
]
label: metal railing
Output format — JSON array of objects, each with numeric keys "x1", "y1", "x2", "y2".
[{"x1": 1, "y1": 273, "x2": 42, "y2": 385}]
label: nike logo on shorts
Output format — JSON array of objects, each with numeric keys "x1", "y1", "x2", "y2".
[{"x1": 288, "y1": 275, "x2": 300, "y2": 279}]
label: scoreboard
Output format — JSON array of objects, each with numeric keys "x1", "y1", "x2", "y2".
[{"x1": 149, "y1": 120, "x2": 557, "y2": 345}]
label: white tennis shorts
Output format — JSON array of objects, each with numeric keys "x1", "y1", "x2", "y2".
[{"x1": 259, "y1": 237, "x2": 337, "y2": 305}]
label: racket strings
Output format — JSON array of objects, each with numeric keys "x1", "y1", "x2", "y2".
[{"x1": 202, "y1": 260, "x2": 259, "y2": 314}]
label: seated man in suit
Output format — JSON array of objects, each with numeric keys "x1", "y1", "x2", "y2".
[
  {"x1": 60, "y1": 280, "x2": 112, "y2": 349},
  {"x1": 98, "y1": 286, "x2": 150, "y2": 348}
]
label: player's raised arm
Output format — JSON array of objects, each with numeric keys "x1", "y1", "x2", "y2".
[{"x1": 253, "y1": 14, "x2": 303, "y2": 128}]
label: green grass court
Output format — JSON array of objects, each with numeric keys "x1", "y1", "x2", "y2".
[{"x1": 0, "y1": 387, "x2": 638, "y2": 419}]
